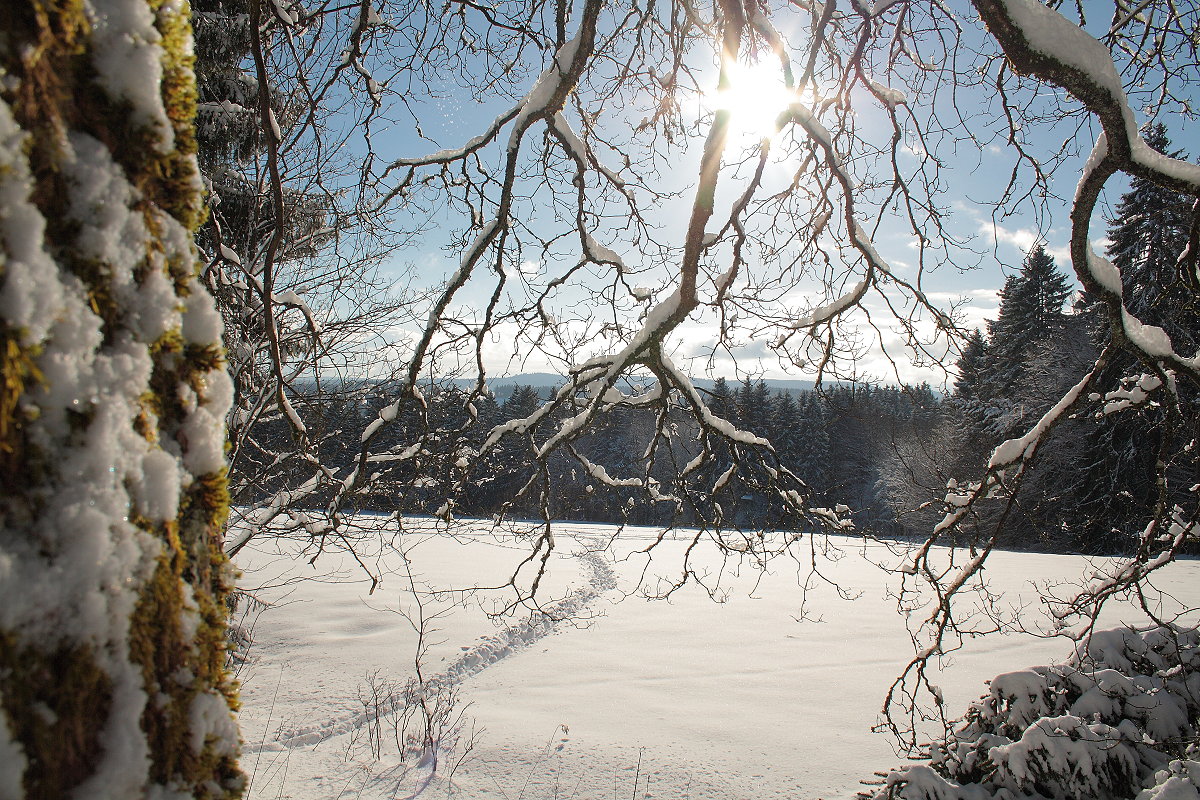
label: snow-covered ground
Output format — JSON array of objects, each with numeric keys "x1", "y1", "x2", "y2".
[{"x1": 233, "y1": 518, "x2": 1200, "y2": 799}]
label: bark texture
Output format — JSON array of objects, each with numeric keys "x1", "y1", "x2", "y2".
[{"x1": 0, "y1": 1, "x2": 242, "y2": 797}]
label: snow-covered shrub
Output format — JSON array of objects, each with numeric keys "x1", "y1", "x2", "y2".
[
  {"x1": 864, "y1": 625, "x2": 1200, "y2": 800},
  {"x1": 1137, "y1": 757, "x2": 1200, "y2": 800}
]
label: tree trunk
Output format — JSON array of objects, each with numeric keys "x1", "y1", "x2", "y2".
[{"x1": 0, "y1": 1, "x2": 241, "y2": 798}]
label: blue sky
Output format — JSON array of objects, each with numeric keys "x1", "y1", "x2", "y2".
[{"x1": 357, "y1": 0, "x2": 1178, "y2": 389}]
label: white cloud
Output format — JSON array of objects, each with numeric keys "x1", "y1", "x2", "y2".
[
  {"x1": 502, "y1": 259, "x2": 542, "y2": 279},
  {"x1": 902, "y1": 139, "x2": 927, "y2": 159},
  {"x1": 984, "y1": 221, "x2": 1039, "y2": 252},
  {"x1": 979, "y1": 221, "x2": 1070, "y2": 265}
]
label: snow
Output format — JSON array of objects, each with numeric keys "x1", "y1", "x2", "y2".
[
  {"x1": 0, "y1": 79, "x2": 238, "y2": 793},
  {"x1": 182, "y1": 283, "x2": 225, "y2": 345},
  {"x1": 180, "y1": 370, "x2": 234, "y2": 475},
  {"x1": 395, "y1": 127, "x2": 508, "y2": 167},
  {"x1": 134, "y1": 449, "x2": 182, "y2": 521},
  {"x1": 997, "y1": 0, "x2": 1128, "y2": 105},
  {"x1": 778, "y1": 277, "x2": 869, "y2": 341},
  {"x1": 0, "y1": 107, "x2": 171, "y2": 651},
  {"x1": 273, "y1": 290, "x2": 305, "y2": 306},
  {"x1": 1140, "y1": 761, "x2": 1200, "y2": 800},
  {"x1": 518, "y1": 293, "x2": 694, "y2": 459},
  {"x1": 1075, "y1": 136, "x2": 1189, "y2": 364},
  {"x1": 0, "y1": 105, "x2": 65, "y2": 344},
  {"x1": 1131, "y1": 138, "x2": 1200, "y2": 191},
  {"x1": 631, "y1": 291, "x2": 678, "y2": 346},
  {"x1": 575, "y1": 454, "x2": 641, "y2": 487},
  {"x1": 1121, "y1": 308, "x2": 1177, "y2": 357},
  {"x1": 65, "y1": 134, "x2": 168, "y2": 336},
  {"x1": 583, "y1": 233, "x2": 626, "y2": 271},
  {"x1": 267, "y1": 109, "x2": 283, "y2": 144},
  {"x1": 446, "y1": 219, "x2": 498, "y2": 292},
  {"x1": 880, "y1": 623, "x2": 1200, "y2": 799},
  {"x1": 361, "y1": 400, "x2": 401, "y2": 443},
  {"x1": 233, "y1": 517, "x2": 1200, "y2": 799},
  {"x1": 200, "y1": 99, "x2": 250, "y2": 116},
  {"x1": 0, "y1": 704, "x2": 24, "y2": 800},
  {"x1": 868, "y1": 79, "x2": 907, "y2": 107},
  {"x1": 655, "y1": 351, "x2": 769, "y2": 446},
  {"x1": 992, "y1": 714, "x2": 1137, "y2": 794},
  {"x1": 868, "y1": 0, "x2": 903, "y2": 15},
  {"x1": 1098, "y1": 372, "x2": 1164, "y2": 414},
  {"x1": 987, "y1": 366, "x2": 1095, "y2": 470},
  {"x1": 508, "y1": 37, "x2": 583, "y2": 152},
  {"x1": 279, "y1": 390, "x2": 309, "y2": 437},
  {"x1": 86, "y1": 0, "x2": 174, "y2": 152},
  {"x1": 190, "y1": 690, "x2": 241, "y2": 756},
  {"x1": 218, "y1": 243, "x2": 243, "y2": 265},
  {"x1": 551, "y1": 113, "x2": 588, "y2": 161}
]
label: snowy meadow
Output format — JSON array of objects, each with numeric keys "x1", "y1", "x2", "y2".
[{"x1": 233, "y1": 519, "x2": 1200, "y2": 800}]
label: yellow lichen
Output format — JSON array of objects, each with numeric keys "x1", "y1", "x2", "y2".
[
  {"x1": 0, "y1": 0, "x2": 242, "y2": 795},
  {"x1": 0, "y1": 633, "x2": 114, "y2": 799},
  {"x1": 0, "y1": 333, "x2": 42, "y2": 484}
]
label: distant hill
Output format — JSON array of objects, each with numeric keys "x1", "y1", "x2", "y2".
[
  {"x1": 300, "y1": 372, "x2": 827, "y2": 401},
  {"x1": 470, "y1": 373, "x2": 818, "y2": 402}
]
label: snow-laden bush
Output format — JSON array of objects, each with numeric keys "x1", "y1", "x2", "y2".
[{"x1": 864, "y1": 625, "x2": 1200, "y2": 800}]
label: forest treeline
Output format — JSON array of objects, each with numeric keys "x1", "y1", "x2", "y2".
[{"x1": 242, "y1": 375, "x2": 936, "y2": 530}]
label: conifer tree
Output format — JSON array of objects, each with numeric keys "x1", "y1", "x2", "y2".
[
  {"x1": 708, "y1": 377, "x2": 736, "y2": 421},
  {"x1": 794, "y1": 393, "x2": 832, "y2": 497},
  {"x1": 737, "y1": 378, "x2": 772, "y2": 437},
  {"x1": 503, "y1": 385, "x2": 543, "y2": 420},
  {"x1": 1065, "y1": 125, "x2": 1198, "y2": 552},
  {"x1": 771, "y1": 391, "x2": 803, "y2": 465},
  {"x1": 952, "y1": 329, "x2": 988, "y2": 403},
  {"x1": 945, "y1": 245, "x2": 1093, "y2": 546},
  {"x1": 976, "y1": 244, "x2": 1074, "y2": 437},
  {"x1": 193, "y1": 0, "x2": 330, "y2": 269},
  {"x1": 1105, "y1": 123, "x2": 1198, "y2": 351}
]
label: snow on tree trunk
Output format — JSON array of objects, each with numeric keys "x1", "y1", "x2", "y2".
[{"x1": 0, "y1": 2, "x2": 241, "y2": 798}]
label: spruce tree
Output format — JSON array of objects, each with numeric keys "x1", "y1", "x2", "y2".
[
  {"x1": 977, "y1": 244, "x2": 1074, "y2": 437},
  {"x1": 735, "y1": 377, "x2": 754, "y2": 429},
  {"x1": 1065, "y1": 125, "x2": 1198, "y2": 552},
  {"x1": 708, "y1": 377, "x2": 736, "y2": 421},
  {"x1": 1105, "y1": 123, "x2": 1198, "y2": 351},
  {"x1": 737, "y1": 378, "x2": 772, "y2": 437},
  {"x1": 987, "y1": 245, "x2": 1072, "y2": 383},
  {"x1": 503, "y1": 385, "x2": 543, "y2": 420},
  {"x1": 1017, "y1": 245, "x2": 1072, "y2": 331},
  {"x1": 794, "y1": 392, "x2": 831, "y2": 496},
  {"x1": 950, "y1": 244, "x2": 1094, "y2": 547},
  {"x1": 193, "y1": 0, "x2": 331, "y2": 269},
  {"x1": 771, "y1": 390, "x2": 803, "y2": 465},
  {"x1": 953, "y1": 329, "x2": 988, "y2": 403}
]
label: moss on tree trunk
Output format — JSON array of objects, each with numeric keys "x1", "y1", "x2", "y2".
[{"x1": 0, "y1": 0, "x2": 242, "y2": 797}]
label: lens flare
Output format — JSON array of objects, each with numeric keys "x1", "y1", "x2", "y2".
[{"x1": 711, "y1": 59, "x2": 797, "y2": 141}]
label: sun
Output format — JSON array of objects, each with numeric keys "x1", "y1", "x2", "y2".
[{"x1": 710, "y1": 58, "x2": 797, "y2": 141}]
